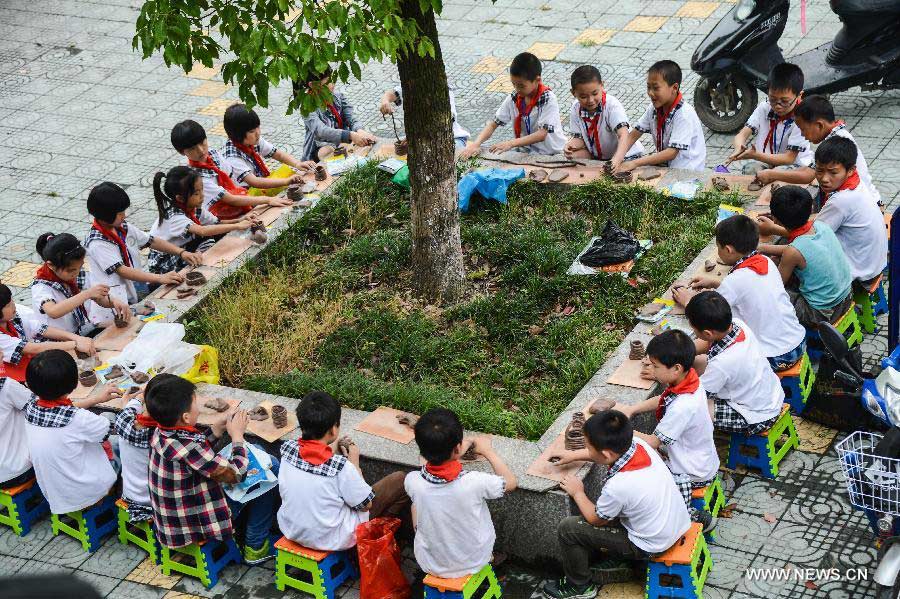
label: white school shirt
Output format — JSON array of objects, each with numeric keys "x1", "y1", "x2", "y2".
[
  {"x1": 823, "y1": 124, "x2": 881, "y2": 206},
  {"x1": 149, "y1": 208, "x2": 219, "y2": 250},
  {"x1": 116, "y1": 398, "x2": 151, "y2": 506},
  {"x1": 195, "y1": 149, "x2": 238, "y2": 212},
  {"x1": 277, "y1": 442, "x2": 374, "y2": 551},
  {"x1": 494, "y1": 89, "x2": 567, "y2": 155},
  {"x1": 568, "y1": 95, "x2": 644, "y2": 160},
  {"x1": 0, "y1": 308, "x2": 47, "y2": 370},
  {"x1": 31, "y1": 277, "x2": 91, "y2": 334},
  {"x1": 25, "y1": 406, "x2": 116, "y2": 514},
  {"x1": 223, "y1": 137, "x2": 278, "y2": 189},
  {"x1": 83, "y1": 222, "x2": 152, "y2": 322},
  {"x1": 394, "y1": 86, "x2": 470, "y2": 141},
  {"x1": 745, "y1": 100, "x2": 812, "y2": 167},
  {"x1": 717, "y1": 256, "x2": 806, "y2": 358},
  {"x1": 654, "y1": 378, "x2": 720, "y2": 483},
  {"x1": 0, "y1": 378, "x2": 34, "y2": 483},
  {"x1": 701, "y1": 319, "x2": 784, "y2": 425},
  {"x1": 405, "y1": 469, "x2": 505, "y2": 578},
  {"x1": 635, "y1": 99, "x2": 706, "y2": 171},
  {"x1": 594, "y1": 438, "x2": 691, "y2": 554},
  {"x1": 815, "y1": 184, "x2": 888, "y2": 282}
]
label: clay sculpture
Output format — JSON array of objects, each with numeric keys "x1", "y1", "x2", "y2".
[
  {"x1": 271, "y1": 404, "x2": 288, "y2": 428},
  {"x1": 248, "y1": 406, "x2": 269, "y2": 421},
  {"x1": 315, "y1": 165, "x2": 328, "y2": 181},
  {"x1": 396, "y1": 414, "x2": 418, "y2": 429},
  {"x1": 639, "y1": 302, "x2": 662, "y2": 317},
  {"x1": 711, "y1": 176, "x2": 730, "y2": 192},
  {"x1": 461, "y1": 443, "x2": 479, "y2": 461},
  {"x1": 747, "y1": 177, "x2": 763, "y2": 192},
  {"x1": 175, "y1": 286, "x2": 196, "y2": 299},
  {"x1": 249, "y1": 221, "x2": 268, "y2": 245},
  {"x1": 394, "y1": 139, "x2": 408, "y2": 156},
  {"x1": 114, "y1": 314, "x2": 128, "y2": 328},
  {"x1": 333, "y1": 146, "x2": 348, "y2": 158},
  {"x1": 79, "y1": 370, "x2": 98, "y2": 387},
  {"x1": 601, "y1": 162, "x2": 614, "y2": 175},
  {"x1": 527, "y1": 169, "x2": 548, "y2": 183},
  {"x1": 106, "y1": 365, "x2": 124, "y2": 380},
  {"x1": 75, "y1": 349, "x2": 90, "y2": 360},
  {"x1": 186, "y1": 271, "x2": 207, "y2": 286},
  {"x1": 547, "y1": 169, "x2": 569, "y2": 183},
  {"x1": 337, "y1": 436, "x2": 355, "y2": 454},
  {"x1": 128, "y1": 386, "x2": 141, "y2": 395},
  {"x1": 286, "y1": 185, "x2": 304, "y2": 202},
  {"x1": 130, "y1": 371, "x2": 149, "y2": 384},
  {"x1": 611, "y1": 170, "x2": 633, "y2": 184},
  {"x1": 629, "y1": 340, "x2": 646, "y2": 360},
  {"x1": 203, "y1": 397, "x2": 231, "y2": 413},
  {"x1": 588, "y1": 398, "x2": 615, "y2": 414},
  {"x1": 564, "y1": 411, "x2": 587, "y2": 450},
  {"x1": 636, "y1": 167, "x2": 662, "y2": 181}
]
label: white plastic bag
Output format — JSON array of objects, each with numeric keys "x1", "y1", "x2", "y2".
[{"x1": 115, "y1": 322, "x2": 200, "y2": 376}]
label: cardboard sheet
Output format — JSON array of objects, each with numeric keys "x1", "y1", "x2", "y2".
[
  {"x1": 196, "y1": 396, "x2": 240, "y2": 425},
  {"x1": 606, "y1": 357, "x2": 655, "y2": 390},
  {"x1": 93, "y1": 318, "x2": 144, "y2": 351},
  {"x1": 201, "y1": 234, "x2": 254, "y2": 267},
  {"x1": 354, "y1": 406, "x2": 417, "y2": 444},
  {"x1": 153, "y1": 266, "x2": 218, "y2": 300},
  {"x1": 526, "y1": 430, "x2": 588, "y2": 483},
  {"x1": 256, "y1": 205, "x2": 291, "y2": 227},
  {"x1": 246, "y1": 399, "x2": 299, "y2": 442}
]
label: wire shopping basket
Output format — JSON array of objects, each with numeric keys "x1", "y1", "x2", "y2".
[{"x1": 837, "y1": 431, "x2": 900, "y2": 516}]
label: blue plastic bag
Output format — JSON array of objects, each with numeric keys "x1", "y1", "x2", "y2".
[{"x1": 457, "y1": 167, "x2": 526, "y2": 213}]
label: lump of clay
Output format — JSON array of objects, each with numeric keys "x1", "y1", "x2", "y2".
[
  {"x1": 547, "y1": 169, "x2": 569, "y2": 183},
  {"x1": 639, "y1": 302, "x2": 662, "y2": 317},
  {"x1": 564, "y1": 411, "x2": 586, "y2": 450},
  {"x1": 711, "y1": 176, "x2": 730, "y2": 192},
  {"x1": 79, "y1": 370, "x2": 98, "y2": 387},
  {"x1": 204, "y1": 397, "x2": 231, "y2": 413},
  {"x1": 601, "y1": 162, "x2": 614, "y2": 175},
  {"x1": 271, "y1": 404, "x2": 288, "y2": 428},
  {"x1": 747, "y1": 178, "x2": 763, "y2": 192},
  {"x1": 396, "y1": 413, "x2": 418, "y2": 428},
  {"x1": 588, "y1": 398, "x2": 615, "y2": 414},
  {"x1": 337, "y1": 436, "x2": 355, "y2": 454},
  {"x1": 114, "y1": 314, "x2": 128, "y2": 328},
  {"x1": 176, "y1": 286, "x2": 196, "y2": 299},
  {"x1": 315, "y1": 165, "x2": 328, "y2": 181},
  {"x1": 461, "y1": 442, "x2": 479, "y2": 461},
  {"x1": 527, "y1": 169, "x2": 548, "y2": 183},
  {"x1": 611, "y1": 170, "x2": 633, "y2": 183},
  {"x1": 106, "y1": 365, "x2": 124, "y2": 380},
  {"x1": 248, "y1": 406, "x2": 269, "y2": 421},
  {"x1": 629, "y1": 340, "x2": 646, "y2": 360},
  {"x1": 130, "y1": 371, "x2": 149, "y2": 384},
  {"x1": 636, "y1": 167, "x2": 662, "y2": 181},
  {"x1": 185, "y1": 271, "x2": 207, "y2": 287},
  {"x1": 249, "y1": 221, "x2": 268, "y2": 245},
  {"x1": 704, "y1": 259, "x2": 716, "y2": 272}
]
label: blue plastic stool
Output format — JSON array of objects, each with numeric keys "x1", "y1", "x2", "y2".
[
  {"x1": 50, "y1": 494, "x2": 117, "y2": 552},
  {"x1": 726, "y1": 405, "x2": 798, "y2": 479},
  {"x1": 274, "y1": 536, "x2": 358, "y2": 599},
  {"x1": 646, "y1": 523, "x2": 711, "y2": 599},
  {"x1": 776, "y1": 352, "x2": 816, "y2": 415},
  {"x1": 0, "y1": 478, "x2": 50, "y2": 536},
  {"x1": 160, "y1": 537, "x2": 242, "y2": 588}
]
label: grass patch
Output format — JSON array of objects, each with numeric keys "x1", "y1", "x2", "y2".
[{"x1": 185, "y1": 162, "x2": 734, "y2": 439}]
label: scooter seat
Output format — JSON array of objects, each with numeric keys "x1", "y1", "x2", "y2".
[{"x1": 831, "y1": 0, "x2": 900, "y2": 17}]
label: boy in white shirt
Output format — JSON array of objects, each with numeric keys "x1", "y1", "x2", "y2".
[
  {"x1": 545, "y1": 411, "x2": 690, "y2": 599},
  {"x1": 380, "y1": 84, "x2": 470, "y2": 149},
  {"x1": 615, "y1": 60, "x2": 706, "y2": 173},
  {"x1": 405, "y1": 408, "x2": 517, "y2": 578},
  {"x1": 0, "y1": 377, "x2": 35, "y2": 489},
  {"x1": 278, "y1": 391, "x2": 410, "y2": 551},
  {"x1": 728, "y1": 63, "x2": 812, "y2": 184},
  {"x1": 563, "y1": 66, "x2": 644, "y2": 163},
  {"x1": 675, "y1": 215, "x2": 806, "y2": 371},
  {"x1": 459, "y1": 52, "x2": 566, "y2": 158},
  {"x1": 685, "y1": 292, "x2": 784, "y2": 435},
  {"x1": 23, "y1": 350, "x2": 120, "y2": 515}
]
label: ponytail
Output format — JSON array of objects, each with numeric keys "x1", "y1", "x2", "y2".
[
  {"x1": 35, "y1": 232, "x2": 85, "y2": 269},
  {"x1": 154, "y1": 166, "x2": 201, "y2": 225}
]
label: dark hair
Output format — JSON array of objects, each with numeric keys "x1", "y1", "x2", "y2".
[
  {"x1": 223, "y1": 103, "x2": 261, "y2": 144},
  {"x1": 145, "y1": 375, "x2": 196, "y2": 427},
  {"x1": 509, "y1": 52, "x2": 542, "y2": 80},
  {"x1": 815, "y1": 135, "x2": 857, "y2": 170},
  {"x1": 0, "y1": 284, "x2": 10, "y2": 310},
  {"x1": 583, "y1": 410, "x2": 632, "y2": 454},
  {"x1": 297, "y1": 391, "x2": 342, "y2": 440},
  {"x1": 715, "y1": 214, "x2": 759, "y2": 254},
  {"x1": 414, "y1": 408, "x2": 464, "y2": 464},
  {"x1": 794, "y1": 94, "x2": 834, "y2": 123},
  {"x1": 648, "y1": 60, "x2": 681, "y2": 86},
  {"x1": 646, "y1": 329, "x2": 695, "y2": 371},
  {"x1": 26, "y1": 350, "x2": 78, "y2": 400},
  {"x1": 685, "y1": 290, "x2": 732, "y2": 332},
  {"x1": 571, "y1": 65, "x2": 602, "y2": 89},
  {"x1": 142, "y1": 372, "x2": 176, "y2": 401},
  {"x1": 36, "y1": 233, "x2": 86, "y2": 268},
  {"x1": 768, "y1": 62, "x2": 804, "y2": 95},
  {"x1": 770, "y1": 185, "x2": 813, "y2": 229},
  {"x1": 153, "y1": 166, "x2": 201, "y2": 225},
  {"x1": 87, "y1": 182, "x2": 130, "y2": 223},
  {"x1": 170, "y1": 119, "x2": 207, "y2": 152},
  {"x1": 302, "y1": 66, "x2": 333, "y2": 88}
]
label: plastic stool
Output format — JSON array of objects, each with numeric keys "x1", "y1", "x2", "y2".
[
  {"x1": 0, "y1": 478, "x2": 49, "y2": 536},
  {"x1": 274, "y1": 536, "x2": 358, "y2": 598},
  {"x1": 160, "y1": 537, "x2": 241, "y2": 588},
  {"x1": 727, "y1": 405, "x2": 798, "y2": 479},
  {"x1": 424, "y1": 564, "x2": 502, "y2": 599},
  {"x1": 806, "y1": 304, "x2": 863, "y2": 361},
  {"x1": 115, "y1": 499, "x2": 158, "y2": 563},
  {"x1": 646, "y1": 523, "x2": 711, "y2": 599},
  {"x1": 50, "y1": 494, "x2": 117, "y2": 552},
  {"x1": 777, "y1": 352, "x2": 816, "y2": 414},
  {"x1": 690, "y1": 476, "x2": 725, "y2": 541},
  {"x1": 854, "y1": 275, "x2": 888, "y2": 334}
]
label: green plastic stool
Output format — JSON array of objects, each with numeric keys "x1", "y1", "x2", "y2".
[
  {"x1": 115, "y1": 499, "x2": 158, "y2": 563},
  {"x1": 646, "y1": 523, "x2": 711, "y2": 599},
  {"x1": 853, "y1": 275, "x2": 888, "y2": 334},
  {"x1": 776, "y1": 351, "x2": 816, "y2": 415},
  {"x1": 0, "y1": 478, "x2": 49, "y2": 536},
  {"x1": 160, "y1": 537, "x2": 241, "y2": 588},
  {"x1": 274, "y1": 536, "x2": 358, "y2": 598},
  {"x1": 727, "y1": 405, "x2": 799, "y2": 479},
  {"x1": 837, "y1": 303, "x2": 864, "y2": 348},
  {"x1": 424, "y1": 564, "x2": 502, "y2": 599},
  {"x1": 690, "y1": 475, "x2": 726, "y2": 540},
  {"x1": 50, "y1": 494, "x2": 117, "y2": 552}
]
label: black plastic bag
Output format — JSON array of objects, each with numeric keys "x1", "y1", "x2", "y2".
[{"x1": 579, "y1": 220, "x2": 641, "y2": 268}]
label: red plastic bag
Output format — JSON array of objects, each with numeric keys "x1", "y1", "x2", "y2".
[{"x1": 356, "y1": 517, "x2": 411, "y2": 599}]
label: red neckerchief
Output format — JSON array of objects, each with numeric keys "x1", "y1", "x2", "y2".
[
  {"x1": 188, "y1": 155, "x2": 251, "y2": 219},
  {"x1": 297, "y1": 439, "x2": 334, "y2": 466},
  {"x1": 581, "y1": 91, "x2": 607, "y2": 158},
  {"x1": 135, "y1": 413, "x2": 161, "y2": 429},
  {"x1": 425, "y1": 459, "x2": 463, "y2": 482},
  {"x1": 91, "y1": 220, "x2": 132, "y2": 268},
  {"x1": 732, "y1": 251, "x2": 768, "y2": 275},
  {"x1": 822, "y1": 170, "x2": 861, "y2": 207},
  {"x1": 514, "y1": 84, "x2": 550, "y2": 139},
  {"x1": 619, "y1": 444, "x2": 651, "y2": 472},
  {"x1": 787, "y1": 221, "x2": 815, "y2": 243},
  {"x1": 655, "y1": 92, "x2": 682, "y2": 152},
  {"x1": 656, "y1": 368, "x2": 700, "y2": 420},
  {"x1": 34, "y1": 264, "x2": 80, "y2": 297},
  {"x1": 175, "y1": 201, "x2": 201, "y2": 226},
  {"x1": 0, "y1": 319, "x2": 30, "y2": 381},
  {"x1": 233, "y1": 141, "x2": 271, "y2": 178},
  {"x1": 36, "y1": 396, "x2": 73, "y2": 408},
  {"x1": 327, "y1": 104, "x2": 344, "y2": 130}
]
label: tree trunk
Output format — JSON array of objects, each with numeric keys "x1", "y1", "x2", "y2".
[{"x1": 397, "y1": 0, "x2": 465, "y2": 304}]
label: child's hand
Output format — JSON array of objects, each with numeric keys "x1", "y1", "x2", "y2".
[
  {"x1": 689, "y1": 275, "x2": 718, "y2": 289},
  {"x1": 729, "y1": 145, "x2": 752, "y2": 162},
  {"x1": 615, "y1": 161, "x2": 636, "y2": 173},
  {"x1": 672, "y1": 285, "x2": 697, "y2": 307},
  {"x1": 226, "y1": 409, "x2": 249, "y2": 440},
  {"x1": 157, "y1": 271, "x2": 185, "y2": 286},
  {"x1": 547, "y1": 451, "x2": 577, "y2": 466},
  {"x1": 299, "y1": 160, "x2": 317, "y2": 172},
  {"x1": 74, "y1": 337, "x2": 96, "y2": 356},
  {"x1": 379, "y1": 98, "x2": 395, "y2": 115},
  {"x1": 755, "y1": 169, "x2": 776, "y2": 185},
  {"x1": 639, "y1": 358, "x2": 655, "y2": 381},
  {"x1": 288, "y1": 173, "x2": 305, "y2": 185},
  {"x1": 559, "y1": 474, "x2": 585, "y2": 497},
  {"x1": 86, "y1": 284, "x2": 112, "y2": 301},
  {"x1": 268, "y1": 196, "x2": 292, "y2": 208},
  {"x1": 471, "y1": 436, "x2": 493, "y2": 456},
  {"x1": 488, "y1": 140, "x2": 514, "y2": 153},
  {"x1": 112, "y1": 300, "x2": 131, "y2": 321},
  {"x1": 182, "y1": 252, "x2": 202, "y2": 266},
  {"x1": 95, "y1": 383, "x2": 123, "y2": 405},
  {"x1": 458, "y1": 142, "x2": 481, "y2": 159},
  {"x1": 564, "y1": 138, "x2": 585, "y2": 158},
  {"x1": 351, "y1": 130, "x2": 376, "y2": 146},
  {"x1": 235, "y1": 219, "x2": 254, "y2": 231},
  {"x1": 756, "y1": 215, "x2": 780, "y2": 236},
  {"x1": 613, "y1": 402, "x2": 634, "y2": 419}
]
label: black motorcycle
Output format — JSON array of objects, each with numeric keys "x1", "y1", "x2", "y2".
[{"x1": 691, "y1": 0, "x2": 900, "y2": 132}]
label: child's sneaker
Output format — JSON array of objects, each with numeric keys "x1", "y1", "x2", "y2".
[
  {"x1": 589, "y1": 559, "x2": 635, "y2": 585},
  {"x1": 690, "y1": 506, "x2": 717, "y2": 534},
  {"x1": 243, "y1": 539, "x2": 273, "y2": 564},
  {"x1": 542, "y1": 578, "x2": 598, "y2": 599}
]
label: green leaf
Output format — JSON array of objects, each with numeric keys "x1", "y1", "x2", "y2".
[{"x1": 350, "y1": 60, "x2": 361, "y2": 81}]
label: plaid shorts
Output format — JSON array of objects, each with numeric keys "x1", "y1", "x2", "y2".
[
  {"x1": 713, "y1": 396, "x2": 778, "y2": 435},
  {"x1": 671, "y1": 472, "x2": 717, "y2": 506}
]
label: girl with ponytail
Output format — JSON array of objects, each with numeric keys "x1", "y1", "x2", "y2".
[{"x1": 148, "y1": 166, "x2": 254, "y2": 274}]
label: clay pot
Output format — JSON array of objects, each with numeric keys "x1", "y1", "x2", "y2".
[
  {"x1": 629, "y1": 340, "x2": 646, "y2": 360},
  {"x1": 75, "y1": 349, "x2": 90, "y2": 360},
  {"x1": 564, "y1": 411, "x2": 587, "y2": 450},
  {"x1": 175, "y1": 286, "x2": 196, "y2": 299},
  {"x1": 315, "y1": 165, "x2": 328, "y2": 181},
  {"x1": 394, "y1": 139, "x2": 408, "y2": 156},
  {"x1": 704, "y1": 259, "x2": 716, "y2": 272},
  {"x1": 249, "y1": 222, "x2": 268, "y2": 245},
  {"x1": 248, "y1": 406, "x2": 269, "y2": 421},
  {"x1": 79, "y1": 370, "x2": 97, "y2": 387},
  {"x1": 271, "y1": 404, "x2": 288, "y2": 428},
  {"x1": 114, "y1": 314, "x2": 128, "y2": 328},
  {"x1": 186, "y1": 271, "x2": 207, "y2": 287}
]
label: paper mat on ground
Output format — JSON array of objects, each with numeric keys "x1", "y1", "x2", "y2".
[
  {"x1": 246, "y1": 399, "x2": 299, "y2": 442},
  {"x1": 220, "y1": 442, "x2": 278, "y2": 503},
  {"x1": 567, "y1": 239, "x2": 652, "y2": 275},
  {"x1": 606, "y1": 357, "x2": 655, "y2": 389},
  {"x1": 354, "y1": 406, "x2": 417, "y2": 444}
]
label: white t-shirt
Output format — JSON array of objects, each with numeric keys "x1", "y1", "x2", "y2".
[
  {"x1": 30, "y1": 276, "x2": 94, "y2": 334},
  {"x1": 746, "y1": 100, "x2": 812, "y2": 167},
  {"x1": 149, "y1": 208, "x2": 218, "y2": 249},
  {"x1": 0, "y1": 308, "x2": 47, "y2": 371},
  {"x1": 635, "y1": 99, "x2": 706, "y2": 171},
  {"x1": 717, "y1": 256, "x2": 806, "y2": 358},
  {"x1": 25, "y1": 406, "x2": 116, "y2": 514},
  {"x1": 0, "y1": 378, "x2": 34, "y2": 483},
  {"x1": 394, "y1": 86, "x2": 470, "y2": 140},
  {"x1": 115, "y1": 398, "x2": 151, "y2": 506},
  {"x1": 701, "y1": 319, "x2": 784, "y2": 425},
  {"x1": 821, "y1": 124, "x2": 880, "y2": 206},
  {"x1": 568, "y1": 94, "x2": 644, "y2": 160},
  {"x1": 195, "y1": 149, "x2": 238, "y2": 212},
  {"x1": 494, "y1": 89, "x2": 566, "y2": 155},
  {"x1": 594, "y1": 438, "x2": 691, "y2": 554},
  {"x1": 654, "y1": 379, "x2": 719, "y2": 483},
  {"x1": 405, "y1": 469, "x2": 505, "y2": 578},
  {"x1": 277, "y1": 443, "x2": 373, "y2": 551},
  {"x1": 83, "y1": 222, "x2": 152, "y2": 321},
  {"x1": 816, "y1": 185, "x2": 887, "y2": 282},
  {"x1": 223, "y1": 137, "x2": 278, "y2": 188}
]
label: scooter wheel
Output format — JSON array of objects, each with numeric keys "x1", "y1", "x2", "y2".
[{"x1": 693, "y1": 74, "x2": 757, "y2": 133}]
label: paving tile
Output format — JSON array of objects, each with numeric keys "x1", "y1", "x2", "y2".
[
  {"x1": 167, "y1": 560, "x2": 247, "y2": 598},
  {"x1": 486, "y1": 75, "x2": 514, "y2": 94},
  {"x1": 524, "y1": 42, "x2": 566, "y2": 61},
  {"x1": 574, "y1": 28, "x2": 616, "y2": 46},
  {"x1": 125, "y1": 557, "x2": 182, "y2": 589},
  {"x1": 0, "y1": 260, "x2": 40, "y2": 287},
  {"x1": 470, "y1": 56, "x2": 508, "y2": 75},
  {"x1": 0, "y1": 554, "x2": 27, "y2": 576},
  {"x1": 676, "y1": 1, "x2": 721, "y2": 19},
  {"x1": 793, "y1": 416, "x2": 838, "y2": 454},
  {"x1": 188, "y1": 81, "x2": 232, "y2": 97},
  {"x1": 623, "y1": 15, "x2": 669, "y2": 33},
  {"x1": 107, "y1": 580, "x2": 171, "y2": 599},
  {"x1": 186, "y1": 64, "x2": 221, "y2": 80},
  {"x1": 79, "y1": 534, "x2": 149, "y2": 579},
  {"x1": 72, "y1": 569, "x2": 122, "y2": 596}
]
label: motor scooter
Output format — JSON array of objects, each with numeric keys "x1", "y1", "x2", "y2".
[{"x1": 690, "y1": 0, "x2": 900, "y2": 132}]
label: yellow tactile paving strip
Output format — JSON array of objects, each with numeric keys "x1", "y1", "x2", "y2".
[
  {"x1": 623, "y1": 15, "x2": 669, "y2": 32},
  {"x1": 188, "y1": 81, "x2": 232, "y2": 97},
  {"x1": 486, "y1": 74, "x2": 514, "y2": 94},
  {"x1": 186, "y1": 64, "x2": 221, "y2": 80},
  {"x1": 125, "y1": 558, "x2": 182, "y2": 589},
  {"x1": 471, "y1": 55, "x2": 508, "y2": 75},
  {"x1": 525, "y1": 41, "x2": 566, "y2": 60},
  {"x1": 676, "y1": 1, "x2": 721, "y2": 19},
  {"x1": 197, "y1": 98, "x2": 235, "y2": 117},
  {"x1": 575, "y1": 28, "x2": 616, "y2": 46},
  {"x1": 0, "y1": 261, "x2": 40, "y2": 288}
]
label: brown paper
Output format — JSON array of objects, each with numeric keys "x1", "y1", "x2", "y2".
[
  {"x1": 93, "y1": 319, "x2": 144, "y2": 351},
  {"x1": 526, "y1": 432, "x2": 588, "y2": 482},
  {"x1": 196, "y1": 396, "x2": 240, "y2": 425},
  {"x1": 606, "y1": 358, "x2": 655, "y2": 390},
  {"x1": 246, "y1": 399, "x2": 299, "y2": 442},
  {"x1": 201, "y1": 235, "x2": 254, "y2": 267},
  {"x1": 153, "y1": 266, "x2": 218, "y2": 300},
  {"x1": 354, "y1": 406, "x2": 417, "y2": 444}
]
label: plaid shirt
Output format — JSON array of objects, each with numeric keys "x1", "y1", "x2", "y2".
[
  {"x1": 149, "y1": 427, "x2": 248, "y2": 548},
  {"x1": 2, "y1": 314, "x2": 47, "y2": 365},
  {"x1": 280, "y1": 441, "x2": 374, "y2": 510},
  {"x1": 25, "y1": 401, "x2": 99, "y2": 434},
  {"x1": 222, "y1": 139, "x2": 277, "y2": 180},
  {"x1": 31, "y1": 270, "x2": 89, "y2": 332},
  {"x1": 115, "y1": 403, "x2": 150, "y2": 449},
  {"x1": 84, "y1": 222, "x2": 152, "y2": 275},
  {"x1": 602, "y1": 440, "x2": 638, "y2": 484},
  {"x1": 706, "y1": 323, "x2": 744, "y2": 361}
]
